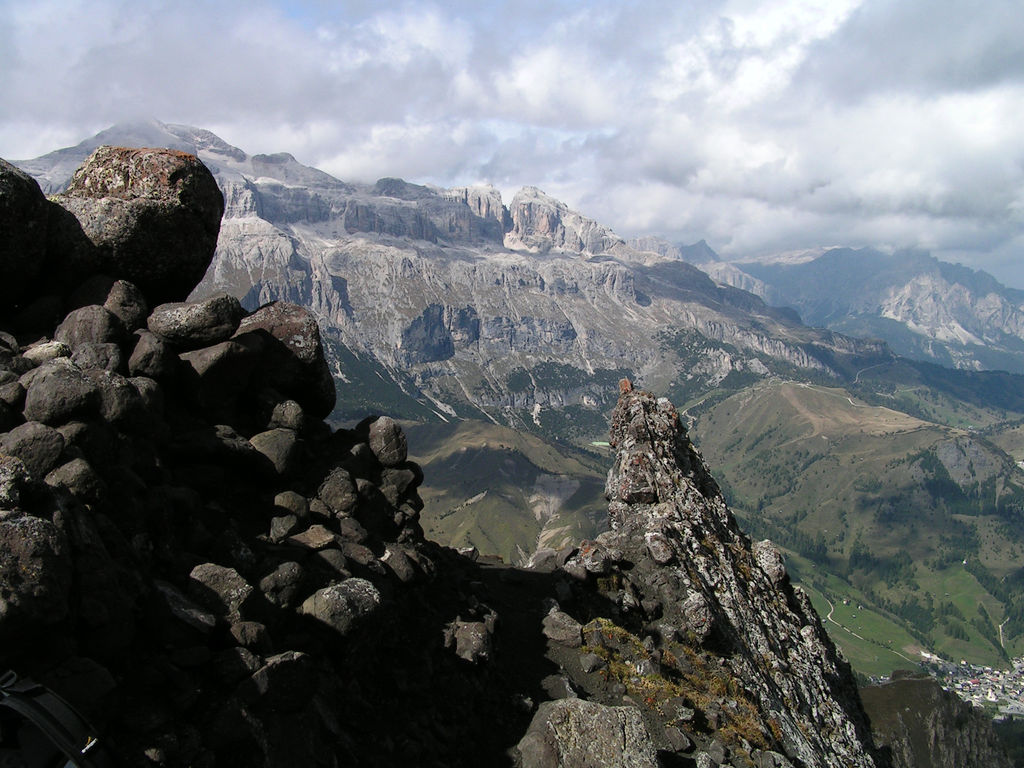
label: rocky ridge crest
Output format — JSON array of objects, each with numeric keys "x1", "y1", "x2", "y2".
[{"x1": 524, "y1": 382, "x2": 884, "y2": 768}]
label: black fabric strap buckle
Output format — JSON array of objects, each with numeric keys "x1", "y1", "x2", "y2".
[{"x1": 0, "y1": 670, "x2": 116, "y2": 768}]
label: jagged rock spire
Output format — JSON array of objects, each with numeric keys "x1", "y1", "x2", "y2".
[{"x1": 596, "y1": 386, "x2": 885, "y2": 767}]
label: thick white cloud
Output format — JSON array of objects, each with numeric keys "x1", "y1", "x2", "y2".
[{"x1": 1, "y1": 0, "x2": 1021, "y2": 286}]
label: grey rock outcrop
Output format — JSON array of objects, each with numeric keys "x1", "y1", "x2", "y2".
[
  {"x1": 545, "y1": 385, "x2": 885, "y2": 768},
  {"x1": 517, "y1": 699, "x2": 659, "y2": 768},
  {"x1": 505, "y1": 186, "x2": 629, "y2": 256},
  {"x1": 147, "y1": 294, "x2": 245, "y2": 349}
]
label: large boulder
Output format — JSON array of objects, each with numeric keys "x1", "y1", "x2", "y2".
[
  {"x1": 516, "y1": 699, "x2": 659, "y2": 768},
  {"x1": 103, "y1": 280, "x2": 149, "y2": 332},
  {"x1": 0, "y1": 159, "x2": 49, "y2": 309},
  {"x1": 0, "y1": 421, "x2": 66, "y2": 479},
  {"x1": 234, "y1": 302, "x2": 335, "y2": 419},
  {"x1": 0, "y1": 513, "x2": 72, "y2": 646},
  {"x1": 54, "y1": 305, "x2": 126, "y2": 349},
  {"x1": 147, "y1": 294, "x2": 246, "y2": 349},
  {"x1": 188, "y1": 563, "x2": 256, "y2": 622},
  {"x1": 48, "y1": 146, "x2": 224, "y2": 304},
  {"x1": 128, "y1": 330, "x2": 178, "y2": 379},
  {"x1": 299, "y1": 578, "x2": 381, "y2": 636},
  {"x1": 22, "y1": 361, "x2": 101, "y2": 426},
  {"x1": 368, "y1": 416, "x2": 408, "y2": 467}
]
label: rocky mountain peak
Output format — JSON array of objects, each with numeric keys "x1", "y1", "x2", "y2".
[
  {"x1": 505, "y1": 185, "x2": 627, "y2": 256},
  {"x1": 442, "y1": 184, "x2": 510, "y2": 229},
  {"x1": 552, "y1": 383, "x2": 885, "y2": 767}
]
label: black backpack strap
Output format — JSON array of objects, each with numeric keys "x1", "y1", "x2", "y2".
[{"x1": 0, "y1": 670, "x2": 116, "y2": 768}]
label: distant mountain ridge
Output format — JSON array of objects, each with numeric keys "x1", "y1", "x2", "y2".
[{"x1": 665, "y1": 238, "x2": 1024, "y2": 375}]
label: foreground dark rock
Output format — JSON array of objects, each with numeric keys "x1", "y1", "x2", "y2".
[
  {"x1": 0, "y1": 158, "x2": 50, "y2": 305},
  {"x1": 0, "y1": 145, "x2": 222, "y2": 328}
]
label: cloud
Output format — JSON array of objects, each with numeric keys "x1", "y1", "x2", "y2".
[
  {"x1": 1, "y1": 0, "x2": 1022, "y2": 287},
  {"x1": 795, "y1": 0, "x2": 1024, "y2": 99}
]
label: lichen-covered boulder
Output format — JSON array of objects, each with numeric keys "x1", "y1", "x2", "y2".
[
  {"x1": 49, "y1": 146, "x2": 224, "y2": 304},
  {"x1": 299, "y1": 578, "x2": 381, "y2": 636},
  {"x1": 148, "y1": 294, "x2": 245, "y2": 349}
]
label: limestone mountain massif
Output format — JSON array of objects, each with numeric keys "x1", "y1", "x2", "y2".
[
  {"x1": 1, "y1": 144, "x2": 1017, "y2": 767},
  {"x1": 15, "y1": 120, "x2": 892, "y2": 431}
]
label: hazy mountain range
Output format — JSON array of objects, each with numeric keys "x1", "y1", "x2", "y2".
[{"x1": 668, "y1": 240, "x2": 1024, "y2": 375}]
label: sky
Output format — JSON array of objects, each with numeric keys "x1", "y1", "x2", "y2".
[{"x1": 2, "y1": 0, "x2": 1023, "y2": 287}]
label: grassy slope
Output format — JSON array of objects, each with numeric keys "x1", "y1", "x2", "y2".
[
  {"x1": 689, "y1": 379, "x2": 1024, "y2": 670},
  {"x1": 406, "y1": 420, "x2": 608, "y2": 564}
]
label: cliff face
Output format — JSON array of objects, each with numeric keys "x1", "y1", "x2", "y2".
[
  {"x1": 861, "y1": 675, "x2": 1014, "y2": 768},
  {"x1": 504, "y1": 186, "x2": 630, "y2": 256}
]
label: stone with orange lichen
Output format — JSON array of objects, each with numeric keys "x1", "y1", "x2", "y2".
[{"x1": 48, "y1": 146, "x2": 224, "y2": 304}]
